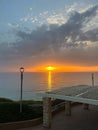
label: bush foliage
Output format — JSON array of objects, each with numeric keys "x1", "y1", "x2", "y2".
[{"x1": 0, "y1": 102, "x2": 42, "y2": 123}]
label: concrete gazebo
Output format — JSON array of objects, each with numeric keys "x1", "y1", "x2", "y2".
[{"x1": 39, "y1": 85, "x2": 98, "y2": 128}]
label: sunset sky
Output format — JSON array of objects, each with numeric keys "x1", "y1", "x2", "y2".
[{"x1": 0, "y1": 0, "x2": 98, "y2": 72}]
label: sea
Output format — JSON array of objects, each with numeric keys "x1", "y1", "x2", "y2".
[{"x1": 0, "y1": 72, "x2": 98, "y2": 101}]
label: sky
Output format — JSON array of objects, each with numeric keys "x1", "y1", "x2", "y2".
[{"x1": 0, "y1": 0, "x2": 98, "y2": 72}]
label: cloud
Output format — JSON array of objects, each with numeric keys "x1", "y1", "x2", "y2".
[
  {"x1": 1, "y1": 5, "x2": 98, "y2": 70},
  {"x1": 66, "y1": 3, "x2": 77, "y2": 13},
  {"x1": 8, "y1": 23, "x2": 19, "y2": 28},
  {"x1": 46, "y1": 13, "x2": 67, "y2": 25},
  {"x1": 29, "y1": 8, "x2": 33, "y2": 11},
  {"x1": 19, "y1": 9, "x2": 67, "y2": 27}
]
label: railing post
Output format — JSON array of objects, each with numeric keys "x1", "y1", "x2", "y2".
[
  {"x1": 65, "y1": 101, "x2": 71, "y2": 116},
  {"x1": 83, "y1": 103, "x2": 89, "y2": 110}
]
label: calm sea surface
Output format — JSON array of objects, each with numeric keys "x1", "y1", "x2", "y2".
[{"x1": 0, "y1": 72, "x2": 98, "y2": 100}]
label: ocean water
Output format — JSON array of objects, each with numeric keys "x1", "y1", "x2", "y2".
[{"x1": 0, "y1": 72, "x2": 98, "y2": 100}]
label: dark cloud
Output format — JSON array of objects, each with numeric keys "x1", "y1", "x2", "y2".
[
  {"x1": 1, "y1": 5, "x2": 98, "y2": 70},
  {"x1": 82, "y1": 28, "x2": 98, "y2": 42}
]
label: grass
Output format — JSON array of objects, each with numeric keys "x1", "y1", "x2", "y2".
[
  {"x1": 17, "y1": 100, "x2": 42, "y2": 105},
  {"x1": 0, "y1": 98, "x2": 42, "y2": 123},
  {"x1": 0, "y1": 97, "x2": 13, "y2": 102}
]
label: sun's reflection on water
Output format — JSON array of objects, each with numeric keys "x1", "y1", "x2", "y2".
[{"x1": 48, "y1": 71, "x2": 52, "y2": 92}]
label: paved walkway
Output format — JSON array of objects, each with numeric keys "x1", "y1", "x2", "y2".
[{"x1": 19, "y1": 104, "x2": 98, "y2": 130}]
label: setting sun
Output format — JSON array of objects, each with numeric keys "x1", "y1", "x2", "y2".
[{"x1": 46, "y1": 66, "x2": 55, "y2": 71}]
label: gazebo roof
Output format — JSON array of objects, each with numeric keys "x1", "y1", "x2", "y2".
[{"x1": 39, "y1": 85, "x2": 98, "y2": 106}]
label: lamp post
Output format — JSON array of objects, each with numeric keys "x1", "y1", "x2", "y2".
[
  {"x1": 92, "y1": 73, "x2": 94, "y2": 87},
  {"x1": 20, "y1": 67, "x2": 24, "y2": 113}
]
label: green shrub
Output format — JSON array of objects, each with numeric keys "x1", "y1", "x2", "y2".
[
  {"x1": 19, "y1": 100, "x2": 42, "y2": 105},
  {"x1": 0, "y1": 102, "x2": 42, "y2": 123}
]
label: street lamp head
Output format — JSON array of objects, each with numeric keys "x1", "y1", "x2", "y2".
[{"x1": 20, "y1": 67, "x2": 24, "y2": 72}]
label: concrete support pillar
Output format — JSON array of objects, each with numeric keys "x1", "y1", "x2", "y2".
[
  {"x1": 83, "y1": 103, "x2": 89, "y2": 110},
  {"x1": 43, "y1": 97, "x2": 52, "y2": 128},
  {"x1": 65, "y1": 101, "x2": 71, "y2": 116}
]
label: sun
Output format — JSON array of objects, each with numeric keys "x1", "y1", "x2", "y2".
[{"x1": 46, "y1": 66, "x2": 55, "y2": 71}]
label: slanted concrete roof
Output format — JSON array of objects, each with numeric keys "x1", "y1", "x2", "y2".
[
  {"x1": 38, "y1": 85, "x2": 98, "y2": 106},
  {"x1": 51, "y1": 85, "x2": 91, "y2": 96}
]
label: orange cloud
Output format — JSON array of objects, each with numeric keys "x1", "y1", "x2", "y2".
[{"x1": 26, "y1": 65, "x2": 98, "y2": 72}]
